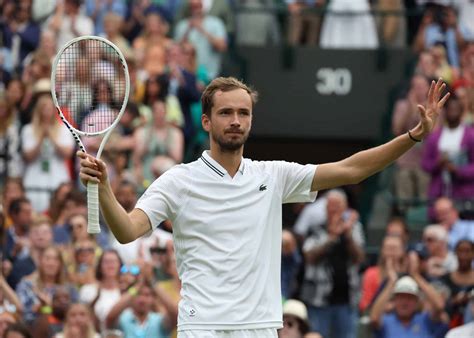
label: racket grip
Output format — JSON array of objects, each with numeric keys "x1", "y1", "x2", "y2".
[{"x1": 87, "y1": 181, "x2": 101, "y2": 234}]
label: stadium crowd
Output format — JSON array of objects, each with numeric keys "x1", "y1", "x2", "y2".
[{"x1": 0, "y1": 0, "x2": 473, "y2": 338}]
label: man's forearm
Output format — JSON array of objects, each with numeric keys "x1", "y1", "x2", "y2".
[
  {"x1": 412, "y1": 273, "x2": 444, "y2": 312},
  {"x1": 370, "y1": 279, "x2": 396, "y2": 328}
]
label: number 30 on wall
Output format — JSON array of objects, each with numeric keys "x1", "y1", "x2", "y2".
[{"x1": 315, "y1": 68, "x2": 352, "y2": 96}]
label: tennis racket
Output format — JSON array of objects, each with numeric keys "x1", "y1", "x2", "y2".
[{"x1": 51, "y1": 36, "x2": 130, "y2": 234}]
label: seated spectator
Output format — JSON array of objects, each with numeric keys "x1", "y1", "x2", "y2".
[
  {"x1": 391, "y1": 75, "x2": 431, "y2": 210},
  {"x1": 16, "y1": 246, "x2": 76, "y2": 326},
  {"x1": 46, "y1": 183, "x2": 73, "y2": 225},
  {"x1": 422, "y1": 225, "x2": 458, "y2": 280},
  {"x1": 79, "y1": 249, "x2": 122, "y2": 328},
  {"x1": 174, "y1": 0, "x2": 227, "y2": 79},
  {"x1": 384, "y1": 217, "x2": 410, "y2": 248},
  {"x1": 440, "y1": 240, "x2": 473, "y2": 329},
  {"x1": 413, "y1": 5, "x2": 465, "y2": 69},
  {"x1": 105, "y1": 281, "x2": 178, "y2": 337},
  {"x1": 85, "y1": 0, "x2": 126, "y2": 36},
  {"x1": 300, "y1": 190, "x2": 365, "y2": 338},
  {"x1": 51, "y1": 190, "x2": 87, "y2": 246},
  {"x1": 32, "y1": 286, "x2": 72, "y2": 338},
  {"x1": 3, "y1": 197, "x2": 32, "y2": 263},
  {"x1": 422, "y1": 94, "x2": 474, "y2": 203},
  {"x1": 286, "y1": 0, "x2": 325, "y2": 46},
  {"x1": 54, "y1": 303, "x2": 100, "y2": 338},
  {"x1": 446, "y1": 291, "x2": 474, "y2": 337},
  {"x1": 1, "y1": 178, "x2": 25, "y2": 229},
  {"x1": 280, "y1": 299, "x2": 311, "y2": 338},
  {"x1": 360, "y1": 235, "x2": 406, "y2": 313},
  {"x1": 433, "y1": 197, "x2": 474, "y2": 250},
  {"x1": 21, "y1": 95, "x2": 74, "y2": 213},
  {"x1": 67, "y1": 239, "x2": 100, "y2": 287},
  {"x1": 370, "y1": 253, "x2": 448, "y2": 338},
  {"x1": 7, "y1": 215, "x2": 53, "y2": 290}
]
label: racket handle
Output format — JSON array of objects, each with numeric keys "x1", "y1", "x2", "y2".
[{"x1": 87, "y1": 181, "x2": 101, "y2": 234}]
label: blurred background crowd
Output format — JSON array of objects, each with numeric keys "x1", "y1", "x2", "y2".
[{"x1": 0, "y1": 0, "x2": 473, "y2": 338}]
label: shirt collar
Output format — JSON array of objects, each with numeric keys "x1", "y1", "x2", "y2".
[{"x1": 201, "y1": 151, "x2": 245, "y2": 177}]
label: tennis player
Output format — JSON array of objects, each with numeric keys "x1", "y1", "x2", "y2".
[{"x1": 78, "y1": 77, "x2": 449, "y2": 338}]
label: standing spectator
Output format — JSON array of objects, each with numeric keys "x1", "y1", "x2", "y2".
[
  {"x1": 0, "y1": 0, "x2": 40, "y2": 73},
  {"x1": 440, "y1": 239, "x2": 473, "y2": 329},
  {"x1": 174, "y1": 0, "x2": 227, "y2": 79},
  {"x1": 54, "y1": 303, "x2": 100, "y2": 338},
  {"x1": 85, "y1": 0, "x2": 126, "y2": 36},
  {"x1": 320, "y1": 0, "x2": 378, "y2": 49},
  {"x1": 370, "y1": 253, "x2": 448, "y2": 338},
  {"x1": 433, "y1": 197, "x2": 474, "y2": 249},
  {"x1": 360, "y1": 235, "x2": 406, "y2": 313},
  {"x1": 47, "y1": 0, "x2": 94, "y2": 51},
  {"x1": 279, "y1": 299, "x2": 312, "y2": 338},
  {"x1": 0, "y1": 97, "x2": 22, "y2": 189},
  {"x1": 375, "y1": 0, "x2": 406, "y2": 48},
  {"x1": 6, "y1": 215, "x2": 53, "y2": 290},
  {"x1": 422, "y1": 95, "x2": 474, "y2": 203},
  {"x1": 392, "y1": 75, "x2": 431, "y2": 209},
  {"x1": 21, "y1": 95, "x2": 74, "y2": 212},
  {"x1": 300, "y1": 190, "x2": 365, "y2": 338},
  {"x1": 16, "y1": 246, "x2": 75, "y2": 326},
  {"x1": 422, "y1": 225, "x2": 458, "y2": 280},
  {"x1": 286, "y1": 0, "x2": 325, "y2": 46},
  {"x1": 79, "y1": 250, "x2": 122, "y2": 329},
  {"x1": 413, "y1": 5, "x2": 465, "y2": 69},
  {"x1": 105, "y1": 281, "x2": 178, "y2": 336}
]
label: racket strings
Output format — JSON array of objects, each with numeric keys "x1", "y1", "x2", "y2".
[{"x1": 54, "y1": 39, "x2": 126, "y2": 134}]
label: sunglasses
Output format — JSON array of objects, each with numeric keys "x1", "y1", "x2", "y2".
[{"x1": 120, "y1": 264, "x2": 140, "y2": 276}]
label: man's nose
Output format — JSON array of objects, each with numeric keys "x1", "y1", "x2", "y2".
[{"x1": 230, "y1": 113, "x2": 241, "y2": 126}]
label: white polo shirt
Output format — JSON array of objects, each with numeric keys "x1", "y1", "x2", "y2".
[{"x1": 136, "y1": 151, "x2": 317, "y2": 331}]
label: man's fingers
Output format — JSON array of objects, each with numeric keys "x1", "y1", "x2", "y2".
[
  {"x1": 81, "y1": 167, "x2": 102, "y2": 178},
  {"x1": 438, "y1": 92, "x2": 451, "y2": 108},
  {"x1": 79, "y1": 172, "x2": 100, "y2": 184}
]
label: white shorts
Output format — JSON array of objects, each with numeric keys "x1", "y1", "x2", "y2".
[{"x1": 178, "y1": 328, "x2": 278, "y2": 338}]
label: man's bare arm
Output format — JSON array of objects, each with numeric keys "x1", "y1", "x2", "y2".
[
  {"x1": 312, "y1": 78, "x2": 449, "y2": 192},
  {"x1": 78, "y1": 151, "x2": 151, "y2": 243}
]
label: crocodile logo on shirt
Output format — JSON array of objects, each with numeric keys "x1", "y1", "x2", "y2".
[
  {"x1": 189, "y1": 308, "x2": 196, "y2": 317},
  {"x1": 259, "y1": 184, "x2": 267, "y2": 191}
]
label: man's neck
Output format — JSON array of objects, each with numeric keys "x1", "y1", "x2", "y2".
[{"x1": 209, "y1": 147, "x2": 243, "y2": 178}]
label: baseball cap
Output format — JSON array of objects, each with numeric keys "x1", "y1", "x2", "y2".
[
  {"x1": 283, "y1": 299, "x2": 308, "y2": 322},
  {"x1": 393, "y1": 276, "x2": 420, "y2": 297}
]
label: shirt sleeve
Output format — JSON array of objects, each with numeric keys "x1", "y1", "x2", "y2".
[
  {"x1": 135, "y1": 168, "x2": 184, "y2": 230},
  {"x1": 269, "y1": 161, "x2": 318, "y2": 203}
]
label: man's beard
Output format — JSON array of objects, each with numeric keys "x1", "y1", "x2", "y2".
[{"x1": 212, "y1": 131, "x2": 249, "y2": 152}]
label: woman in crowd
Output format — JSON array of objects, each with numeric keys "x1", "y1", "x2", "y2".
[
  {"x1": 54, "y1": 303, "x2": 100, "y2": 338},
  {"x1": 21, "y1": 95, "x2": 74, "y2": 212}
]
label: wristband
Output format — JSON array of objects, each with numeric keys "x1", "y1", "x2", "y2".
[
  {"x1": 408, "y1": 130, "x2": 422, "y2": 142},
  {"x1": 40, "y1": 305, "x2": 52, "y2": 314}
]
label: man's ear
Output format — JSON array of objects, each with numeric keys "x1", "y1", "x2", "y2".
[{"x1": 202, "y1": 113, "x2": 211, "y2": 132}]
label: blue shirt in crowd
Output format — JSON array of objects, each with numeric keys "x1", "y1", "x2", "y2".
[{"x1": 375, "y1": 312, "x2": 448, "y2": 338}]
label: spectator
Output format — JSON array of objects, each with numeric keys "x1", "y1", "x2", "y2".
[
  {"x1": 422, "y1": 94, "x2": 474, "y2": 203},
  {"x1": 370, "y1": 253, "x2": 448, "y2": 338},
  {"x1": 105, "y1": 281, "x2": 178, "y2": 336},
  {"x1": 174, "y1": 0, "x2": 227, "y2": 79},
  {"x1": 16, "y1": 245, "x2": 76, "y2": 326},
  {"x1": 375, "y1": 0, "x2": 406, "y2": 48},
  {"x1": 384, "y1": 217, "x2": 410, "y2": 247},
  {"x1": 320, "y1": 0, "x2": 378, "y2": 49},
  {"x1": 422, "y1": 225, "x2": 458, "y2": 280},
  {"x1": 430, "y1": 45, "x2": 456, "y2": 86},
  {"x1": 67, "y1": 239, "x2": 100, "y2": 287},
  {"x1": 0, "y1": 273, "x2": 22, "y2": 320},
  {"x1": 0, "y1": 0, "x2": 40, "y2": 73},
  {"x1": 0, "y1": 313, "x2": 16, "y2": 338},
  {"x1": 446, "y1": 291, "x2": 474, "y2": 337},
  {"x1": 1, "y1": 178, "x2": 25, "y2": 229},
  {"x1": 54, "y1": 303, "x2": 100, "y2": 338},
  {"x1": 293, "y1": 194, "x2": 328, "y2": 239},
  {"x1": 79, "y1": 249, "x2": 122, "y2": 329},
  {"x1": 454, "y1": 84, "x2": 474, "y2": 125},
  {"x1": 235, "y1": 0, "x2": 281, "y2": 46},
  {"x1": 300, "y1": 190, "x2": 365, "y2": 338},
  {"x1": 4, "y1": 78, "x2": 25, "y2": 127},
  {"x1": 360, "y1": 235, "x2": 406, "y2": 313},
  {"x1": 6, "y1": 215, "x2": 53, "y2": 290},
  {"x1": 46, "y1": 182, "x2": 73, "y2": 226},
  {"x1": 32, "y1": 286, "x2": 72, "y2": 338},
  {"x1": 101, "y1": 12, "x2": 133, "y2": 60},
  {"x1": 51, "y1": 190, "x2": 87, "y2": 246},
  {"x1": 2, "y1": 322, "x2": 32, "y2": 338},
  {"x1": 413, "y1": 5, "x2": 465, "y2": 69},
  {"x1": 3, "y1": 197, "x2": 32, "y2": 262},
  {"x1": 433, "y1": 197, "x2": 474, "y2": 249},
  {"x1": 133, "y1": 99, "x2": 184, "y2": 189},
  {"x1": 85, "y1": 0, "x2": 126, "y2": 36},
  {"x1": 132, "y1": 6, "x2": 171, "y2": 78},
  {"x1": 47, "y1": 0, "x2": 94, "y2": 52},
  {"x1": 391, "y1": 74, "x2": 431, "y2": 209},
  {"x1": 453, "y1": 0, "x2": 474, "y2": 41},
  {"x1": 0, "y1": 97, "x2": 23, "y2": 189},
  {"x1": 279, "y1": 299, "x2": 311, "y2": 338},
  {"x1": 440, "y1": 239, "x2": 473, "y2": 329},
  {"x1": 415, "y1": 51, "x2": 437, "y2": 80},
  {"x1": 21, "y1": 95, "x2": 74, "y2": 213},
  {"x1": 286, "y1": 0, "x2": 325, "y2": 46},
  {"x1": 281, "y1": 229, "x2": 301, "y2": 300}
]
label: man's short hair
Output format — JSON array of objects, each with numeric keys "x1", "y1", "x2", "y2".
[
  {"x1": 424, "y1": 224, "x2": 448, "y2": 242},
  {"x1": 8, "y1": 197, "x2": 30, "y2": 216},
  {"x1": 201, "y1": 77, "x2": 258, "y2": 116}
]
